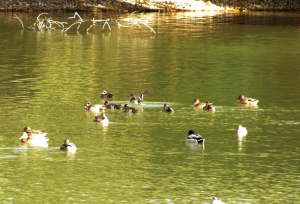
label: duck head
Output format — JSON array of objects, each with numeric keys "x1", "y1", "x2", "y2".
[
  {"x1": 188, "y1": 130, "x2": 195, "y2": 135},
  {"x1": 23, "y1": 126, "x2": 31, "y2": 132},
  {"x1": 63, "y1": 138, "x2": 71, "y2": 146},
  {"x1": 237, "y1": 95, "x2": 245, "y2": 100},
  {"x1": 84, "y1": 101, "x2": 92, "y2": 107}
]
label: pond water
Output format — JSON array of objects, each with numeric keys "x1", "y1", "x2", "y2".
[{"x1": 0, "y1": 10, "x2": 300, "y2": 203}]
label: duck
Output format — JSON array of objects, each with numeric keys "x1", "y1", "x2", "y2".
[
  {"x1": 22, "y1": 126, "x2": 47, "y2": 137},
  {"x1": 203, "y1": 101, "x2": 215, "y2": 111},
  {"x1": 93, "y1": 113, "x2": 109, "y2": 123},
  {"x1": 99, "y1": 91, "x2": 114, "y2": 99},
  {"x1": 84, "y1": 101, "x2": 106, "y2": 112},
  {"x1": 210, "y1": 197, "x2": 224, "y2": 204},
  {"x1": 235, "y1": 125, "x2": 248, "y2": 135},
  {"x1": 185, "y1": 130, "x2": 204, "y2": 144},
  {"x1": 19, "y1": 131, "x2": 49, "y2": 144},
  {"x1": 60, "y1": 138, "x2": 77, "y2": 151},
  {"x1": 129, "y1": 91, "x2": 153, "y2": 104},
  {"x1": 104, "y1": 101, "x2": 122, "y2": 109},
  {"x1": 193, "y1": 99, "x2": 207, "y2": 108},
  {"x1": 237, "y1": 95, "x2": 259, "y2": 105},
  {"x1": 123, "y1": 104, "x2": 139, "y2": 113},
  {"x1": 129, "y1": 93, "x2": 143, "y2": 105},
  {"x1": 162, "y1": 103, "x2": 174, "y2": 113}
]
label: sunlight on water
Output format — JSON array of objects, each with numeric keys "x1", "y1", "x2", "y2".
[{"x1": 0, "y1": 11, "x2": 300, "y2": 203}]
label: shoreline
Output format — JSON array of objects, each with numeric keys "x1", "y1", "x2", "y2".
[{"x1": 1, "y1": 0, "x2": 300, "y2": 12}]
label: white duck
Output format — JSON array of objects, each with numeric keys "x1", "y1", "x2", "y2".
[{"x1": 210, "y1": 197, "x2": 224, "y2": 204}]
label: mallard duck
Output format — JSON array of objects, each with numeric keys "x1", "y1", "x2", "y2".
[
  {"x1": 129, "y1": 91, "x2": 153, "y2": 104},
  {"x1": 22, "y1": 126, "x2": 46, "y2": 137},
  {"x1": 84, "y1": 101, "x2": 105, "y2": 112},
  {"x1": 162, "y1": 103, "x2": 174, "y2": 113},
  {"x1": 123, "y1": 104, "x2": 139, "y2": 113},
  {"x1": 185, "y1": 130, "x2": 204, "y2": 144},
  {"x1": 99, "y1": 91, "x2": 114, "y2": 99},
  {"x1": 237, "y1": 95, "x2": 259, "y2": 105},
  {"x1": 210, "y1": 197, "x2": 224, "y2": 204},
  {"x1": 19, "y1": 131, "x2": 49, "y2": 144},
  {"x1": 193, "y1": 99, "x2": 208, "y2": 108},
  {"x1": 60, "y1": 138, "x2": 77, "y2": 151},
  {"x1": 93, "y1": 113, "x2": 109, "y2": 123},
  {"x1": 130, "y1": 94, "x2": 143, "y2": 105},
  {"x1": 235, "y1": 125, "x2": 248, "y2": 135},
  {"x1": 203, "y1": 101, "x2": 215, "y2": 111},
  {"x1": 104, "y1": 101, "x2": 122, "y2": 109}
]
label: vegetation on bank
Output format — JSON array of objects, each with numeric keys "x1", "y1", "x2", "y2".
[{"x1": 1, "y1": 0, "x2": 300, "y2": 12}]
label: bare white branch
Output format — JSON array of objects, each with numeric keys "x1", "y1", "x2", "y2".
[
  {"x1": 14, "y1": 14, "x2": 24, "y2": 29},
  {"x1": 15, "y1": 12, "x2": 156, "y2": 34},
  {"x1": 102, "y1": 19, "x2": 111, "y2": 31},
  {"x1": 37, "y1": 13, "x2": 48, "y2": 21},
  {"x1": 68, "y1": 12, "x2": 84, "y2": 22}
]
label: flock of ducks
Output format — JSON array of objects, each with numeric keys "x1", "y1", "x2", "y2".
[
  {"x1": 189, "y1": 94, "x2": 258, "y2": 144},
  {"x1": 19, "y1": 93, "x2": 258, "y2": 150},
  {"x1": 19, "y1": 92, "x2": 258, "y2": 202}
]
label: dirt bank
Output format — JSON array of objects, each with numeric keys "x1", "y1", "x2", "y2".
[{"x1": 1, "y1": 0, "x2": 300, "y2": 12}]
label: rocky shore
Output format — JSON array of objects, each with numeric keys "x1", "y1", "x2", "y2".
[{"x1": 1, "y1": 0, "x2": 300, "y2": 12}]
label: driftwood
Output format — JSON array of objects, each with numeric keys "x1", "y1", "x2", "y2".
[{"x1": 15, "y1": 12, "x2": 156, "y2": 34}]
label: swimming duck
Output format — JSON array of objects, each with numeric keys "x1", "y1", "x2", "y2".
[
  {"x1": 104, "y1": 101, "x2": 122, "y2": 109},
  {"x1": 193, "y1": 99, "x2": 207, "y2": 108},
  {"x1": 99, "y1": 91, "x2": 114, "y2": 99},
  {"x1": 203, "y1": 101, "x2": 215, "y2": 111},
  {"x1": 185, "y1": 130, "x2": 204, "y2": 144},
  {"x1": 129, "y1": 93, "x2": 143, "y2": 105},
  {"x1": 162, "y1": 103, "x2": 174, "y2": 113},
  {"x1": 235, "y1": 125, "x2": 248, "y2": 135},
  {"x1": 22, "y1": 126, "x2": 47, "y2": 137},
  {"x1": 93, "y1": 113, "x2": 109, "y2": 123},
  {"x1": 84, "y1": 101, "x2": 106, "y2": 112},
  {"x1": 210, "y1": 197, "x2": 224, "y2": 204},
  {"x1": 129, "y1": 91, "x2": 153, "y2": 104},
  {"x1": 19, "y1": 131, "x2": 49, "y2": 144},
  {"x1": 237, "y1": 95, "x2": 259, "y2": 105},
  {"x1": 60, "y1": 138, "x2": 77, "y2": 151},
  {"x1": 123, "y1": 104, "x2": 139, "y2": 113}
]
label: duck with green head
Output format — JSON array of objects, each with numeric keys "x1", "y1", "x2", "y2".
[{"x1": 185, "y1": 130, "x2": 204, "y2": 145}]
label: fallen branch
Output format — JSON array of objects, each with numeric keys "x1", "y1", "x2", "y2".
[
  {"x1": 15, "y1": 12, "x2": 156, "y2": 34},
  {"x1": 63, "y1": 12, "x2": 84, "y2": 32},
  {"x1": 14, "y1": 14, "x2": 24, "y2": 29}
]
